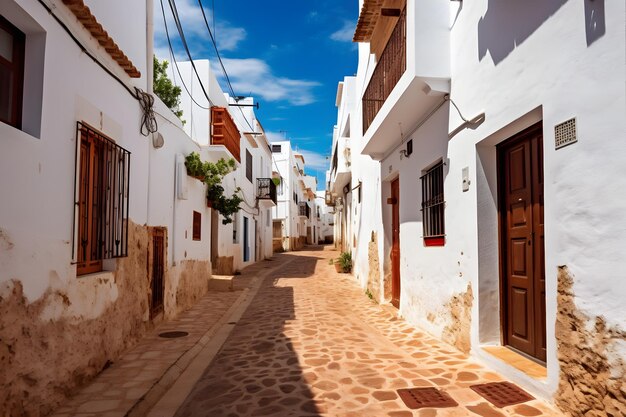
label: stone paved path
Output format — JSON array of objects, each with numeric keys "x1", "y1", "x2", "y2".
[
  {"x1": 172, "y1": 246, "x2": 564, "y2": 417},
  {"x1": 51, "y1": 256, "x2": 291, "y2": 417}
]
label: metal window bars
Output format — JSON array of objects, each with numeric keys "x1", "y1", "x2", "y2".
[
  {"x1": 73, "y1": 122, "x2": 130, "y2": 265},
  {"x1": 420, "y1": 162, "x2": 445, "y2": 239}
]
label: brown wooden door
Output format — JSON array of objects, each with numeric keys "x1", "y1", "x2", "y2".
[
  {"x1": 499, "y1": 123, "x2": 546, "y2": 362},
  {"x1": 391, "y1": 178, "x2": 401, "y2": 308}
]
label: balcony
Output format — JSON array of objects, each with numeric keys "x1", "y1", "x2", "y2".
[
  {"x1": 298, "y1": 202, "x2": 311, "y2": 219},
  {"x1": 211, "y1": 106, "x2": 241, "y2": 162},
  {"x1": 357, "y1": 0, "x2": 451, "y2": 159},
  {"x1": 257, "y1": 178, "x2": 277, "y2": 206},
  {"x1": 362, "y1": 7, "x2": 406, "y2": 134}
]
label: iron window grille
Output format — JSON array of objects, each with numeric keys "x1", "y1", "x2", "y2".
[
  {"x1": 271, "y1": 144, "x2": 281, "y2": 153},
  {"x1": 73, "y1": 122, "x2": 130, "y2": 275},
  {"x1": 420, "y1": 161, "x2": 445, "y2": 246}
]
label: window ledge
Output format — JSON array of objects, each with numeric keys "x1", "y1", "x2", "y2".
[
  {"x1": 76, "y1": 270, "x2": 115, "y2": 282},
  {"x1": 482, "y1": 346, "x2": 547, "y2": 380}
]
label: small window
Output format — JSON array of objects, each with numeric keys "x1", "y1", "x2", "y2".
[
  {"x1": 75, "y1": 123, "x2": 130, "y2": 275},
  {"x1": 271, "y1": 144, "x2": 281, "y2": 153},
  {"x1": 421, "y1": 161, "x2": 445, "y2": 246},
  {"x1": 0, "y1": 16, "x2": 25, "y2": 129},
  {"x1": 246, "y1": 149, "x2": 253, "y2": 182},
  {"x1": 192, "y1": 211, "x2": 201, "y2": 241}
]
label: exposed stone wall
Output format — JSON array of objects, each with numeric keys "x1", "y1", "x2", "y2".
[
  {"x1": 0, "y1": 222, "x2": 151, "y2": 417},
  {"x1": 555, "y1": 266, "x2": 626, "y2": 417},
  {"x1": 213, "y1": 256, "x2": 234, "y2": 275},
  {"x1": 174, "y1": 260, "x2": 211, "y2": 316},
  {"x1": 367, "y1": 232, "x2": 381, "y2": 301},
  {"x1": 442, "y1": 284, "x2": 473, "y2": 354}
]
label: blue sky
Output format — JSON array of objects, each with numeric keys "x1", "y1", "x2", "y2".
[{"x1": 153, "y1": 0, "x2": 359, "y2": 188}]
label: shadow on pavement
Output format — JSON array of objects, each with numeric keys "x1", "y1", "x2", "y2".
[{"x1": 173, "y1": 252, "x2": 323, "y2": 416}]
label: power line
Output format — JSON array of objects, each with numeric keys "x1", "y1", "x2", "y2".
[
  {"x1": 164, "y1": 0, "x2": 214, "y2": 109},
  {"x1": 195, "y1": 0, "x2": 256, "y2": 133},
  {"x1": 159, "y1": 0, "x2": 211, "y2": 110}
]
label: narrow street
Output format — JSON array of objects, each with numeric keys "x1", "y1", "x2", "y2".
[{"x1": 161, "y1": 246, "x2": 561, "y2": 417}]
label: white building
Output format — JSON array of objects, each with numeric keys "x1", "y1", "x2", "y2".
[
  {"x1": 271, "y1": 141, "x2": 316, "y2": 251},
  {"x1": 315, "y1": 190, "x2": 334, "y2": 244},
  {"x1": 173, "y1": 61, "x2": 275, "y2": 273},
  {"x1": 329, "y1": 0, "x2": 626, "y2": 414}
]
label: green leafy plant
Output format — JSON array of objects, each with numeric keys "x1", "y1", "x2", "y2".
[
  {"x1": 365, "y1": 288, "x2": 374, "y2": 300},
  {"x1": 328, "y1": 258, "x2": 334, "y2": 265},
  {"x1": 272, "y1": 177, "x2": 281, "y2": 186},
  {"x1": 184, "y1": 152, "x2": 241, "y2": 224},
  {"x1": 153, "y1": 56, "x2": 184, "y2": 123},
  {"x1": 338, "y1": 251, "x2": 352, "y2": 273}
]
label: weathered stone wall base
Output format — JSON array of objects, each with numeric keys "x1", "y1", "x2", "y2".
[
  {"x1": 441, "y1": 284, "x2": 473, "y2": 354},
  {"x1": 213, "y1": 256, "x2": 234, "y2": 275},
  {"x1": 173, "y1": 260, "x2": 211, "y2": 316},
  {"x1": 0, "y1": 221, "x2": 151, "y2": 417},
  {"x1": 555, "y1": 266, "x2": 626, "y2": 417}
]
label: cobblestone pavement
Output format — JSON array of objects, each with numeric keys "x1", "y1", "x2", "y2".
[
  {"x1": 173, "y1": 246, "x2": 563, "y2": 417},
  {"x1": 50, "y1": 257, "x2": 291, "y2": 417}
]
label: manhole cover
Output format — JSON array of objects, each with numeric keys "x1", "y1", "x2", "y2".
[
  {"x1": 470, "y1": 382, "x2": 534, "y2": 408},
  {"x1": 397, "y1": 387, "x2": 458, "y2": 409},
  {"x1": 158, "y1": 331, "x2": 189, "y2": 339}
]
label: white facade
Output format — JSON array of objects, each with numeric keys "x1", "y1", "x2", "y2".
[
  {"x1": 0, "y1": 0, "x2": 272, "y2": 414},
  {"x1": 271, "y1": 141, "x2": 316, "y2": 251},
  {"x1": 330, "y1": 0, "x2": 626, "y2": 414},
  {"x1": 173, "y1": 61, "x2": 274, "y2": 272}
]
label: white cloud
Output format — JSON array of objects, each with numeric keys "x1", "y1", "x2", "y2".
[
  {"x1": 214, "y1": 58, "x2": 320, "y2": 106},
  {"x1": 297, "y1": 150, "x2": 330, "y2": 171},
  {"x1": 153, "y1": 0, "x2": 246, "y2": 53},
  {"x1": 330, "y1": 21, "x2": 355, "y2": 42}
]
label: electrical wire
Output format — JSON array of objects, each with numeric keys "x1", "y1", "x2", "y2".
[
  {"x1": 195, "y1": 0, "x2": 256, "y2": 133},
  {"x1": 159, "y1": 0, "x2": 211, "y2": 110},
  {"x1": 135, "y1": 87, "x2": 158, "y2": 136},
  {"x1": 165, "y1": 0, "x2": 214, "y2": 109}
]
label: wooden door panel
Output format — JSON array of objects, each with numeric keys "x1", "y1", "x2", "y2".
[
  {"x1": 499, "y1": 123, "x2": 545, "y2": 361},
  {"x1": 391, "y1": 178, "x2": 400, "y2": 308}
]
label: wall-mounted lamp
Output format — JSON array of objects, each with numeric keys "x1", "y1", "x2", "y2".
[{"x1": 399, "y1": 139, "x2": 413, "y2": 159}]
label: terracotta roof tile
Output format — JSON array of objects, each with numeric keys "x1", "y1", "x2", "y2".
[
  {"x1": 353, "y1": 0, "x2": 384, "y2": 42},
  {"x1": 61, "y1": 0, "x2": 141, "y2": 78}
]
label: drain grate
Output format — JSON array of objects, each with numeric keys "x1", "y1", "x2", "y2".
[
  {"x1": 397, "y1": 387, "x2": 458, "y2": 409},
  {"x1": 158, "y1": 331, "x2": 189, "y2": 339},
  {"x1": 470, "y1": 382, "x2": 534, "y2": 408}
]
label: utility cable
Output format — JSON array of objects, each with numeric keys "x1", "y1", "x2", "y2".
[
  {"x1": 159, "y1": 0, "x2": 211, "y2": 110},
  {"x1": 195, "y1": 0, "x2": 256, "y2": 133},
  {"x1": 165, "y1": 0, "x2": 213, "y2": 109}
]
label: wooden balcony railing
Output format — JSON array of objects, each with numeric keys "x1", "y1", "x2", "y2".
[
  {"x1": 257, "y1": 178, "x2": 277, "y2": 205},
  {"x1": 211, "y1": 106, "x2": 241, "y2": 162},
  {"x1": 362, "y1": 7, "x2": 406, "y2": 134}
]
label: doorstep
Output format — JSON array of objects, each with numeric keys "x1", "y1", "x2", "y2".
[{"x1": 482, "y1": 346, "x2": 547, "y2": 380}]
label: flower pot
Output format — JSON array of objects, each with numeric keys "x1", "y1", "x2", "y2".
[{"x1": 334, "y1": 263, "x2": 343, "y2": 273}]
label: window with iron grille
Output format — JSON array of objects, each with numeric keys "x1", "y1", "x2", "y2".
[
  {"x1": 0, "y1": 16, "x2": 25, "y2": 129},
  {"x1": 192, "y1": 211, "x2": 201, "y2": 241},
  {"x1": 74, "y1": 123, "x2": 130, "y2": 275},
  {"x1": 271, "y1": 144, "x2": 281, "y2": 153},
  {"x1": 246, "y1": 149, "x2": 253, "y2": 182},
  {"x1": 420, "y1": 161, "x2": 445, "y2": 246}
]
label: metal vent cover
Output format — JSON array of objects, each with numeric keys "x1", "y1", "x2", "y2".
[
  {"x1": 470, "y1": 382, "x2": 534, "y2": 408},
  {"x1": 554, "y1": 117, "x2": 577, "y2": 149},
  {"x1": 397, "y1": 387, "x2": 458, "y2": 409}
]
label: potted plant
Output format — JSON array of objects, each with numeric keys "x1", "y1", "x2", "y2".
[
  {"x1": 336, "y1": 252, "x2": 352, "y2": 273},
  {"x1": 185, "y1": 152, "x2": 205, "y2": 180}
]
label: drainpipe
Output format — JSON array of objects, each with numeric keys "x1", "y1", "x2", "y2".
[{"x1": 146, "y1": 0, "x2": 154, "y2": 94}]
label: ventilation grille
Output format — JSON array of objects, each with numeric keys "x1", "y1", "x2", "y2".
[{"x1": 554, "y1": 117, "x2": 577, "y2": 149}]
